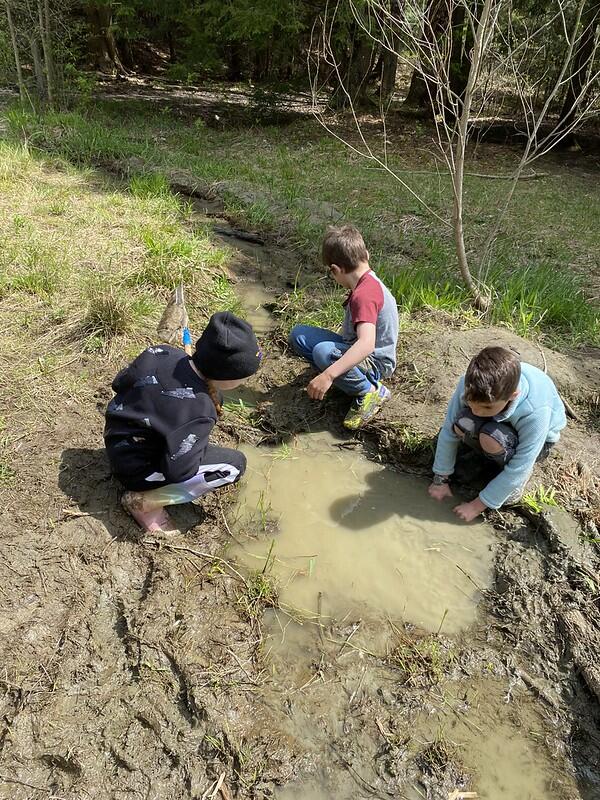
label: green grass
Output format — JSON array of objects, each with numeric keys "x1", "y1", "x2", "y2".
[
  {"x1": 0, "y1": 132, "x2": 247, "y2": 418},
  {"x1": 82, "y1": 286, "x2": 154, "y2": 341},
  {"x1": 4, "y1": 101, "x2": 599, "y2": 347},
  {"x1": 237, "y1": 541, "x2": 279, "y2": 620},
  {"x1": 521, "y1": 484, "x2": 559, "y2": 513},
  {"x1": 389, "y1": 632, "x2": 454, "y2": 688},
  {"x1": 386, "y1": 425, "x2": 435, "y2": 457},
  {"x1": 129, "y1": 172, "x2": 172, "y2": 199}
]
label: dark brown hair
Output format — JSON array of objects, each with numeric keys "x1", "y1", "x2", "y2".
[
  {"x1": 205, "y1": 379, "x2": 223, "y2": 417},
  {"x1": 322, "y1": 225, "x2": 368, "y2": 273},
  {"x1": 464, "y1": 346, "x2": 521, "y2": 403}
]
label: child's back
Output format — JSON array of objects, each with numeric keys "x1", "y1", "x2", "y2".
[
  {"x1": 288, "y1": 225, "x2": 399, "y2": 430},
  {"x1": 340, "y1": 270, "x2": 399, "y2": 376}
]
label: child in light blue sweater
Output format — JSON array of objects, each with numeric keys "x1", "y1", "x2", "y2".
[{"x1": 429, "y1": 346, "x2": 566, "y2": 522}]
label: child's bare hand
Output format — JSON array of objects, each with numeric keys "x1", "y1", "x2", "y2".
[
  {"x1": 453, "y1": 498, "x2": 486, "y2": 522},
  {"x1": 428, "y1": 482, "x2": 453, "y2": 502},
  {"x1": 307, "y1": 372, "x2": 333, "y2": 401}
]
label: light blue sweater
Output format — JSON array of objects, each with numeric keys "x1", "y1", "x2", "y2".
[{"x1": 432, "y1": 363, "x2": 567, "y2": 509}]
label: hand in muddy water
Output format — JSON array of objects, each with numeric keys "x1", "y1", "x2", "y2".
[
  {"x1": 453, "y1": 497, "x2": 486, "y2": 522},
  {"x1": 307, "y1": 372, "x2": 333, "y2": 400},
  {"x1": 428, "y1": 482, "x2": 453, "y2": 502}
]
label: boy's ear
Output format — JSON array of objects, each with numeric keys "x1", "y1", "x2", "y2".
[
  {"x1": 366, "y1": 249, "x2": 370, "y2": 262},
  {"x1": 510, "y1": 389, "x2": 520, "y2": 400}
]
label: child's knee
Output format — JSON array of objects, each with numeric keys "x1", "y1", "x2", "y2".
[
  {"x1": 453, "y1": 424, "x2": 466, "y2": 438},
  {"x1": 312, "y1": 341, "x2": 339, "y2": 369},
  {"x1": 479, "y1": 431, "x2": 505, "y2": 455},
  {"x1": 233, "y1": 450, "x2": 247, "y2": 478},
  {"x1": 288, "y1": 325, "x2": 303, "y2": 351}
]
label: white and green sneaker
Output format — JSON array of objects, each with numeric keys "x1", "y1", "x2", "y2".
[{"x1": 344, "y1": 382, "x2": 391, "y2": 430}]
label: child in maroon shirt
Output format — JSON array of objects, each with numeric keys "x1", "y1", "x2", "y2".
[{"x1": 289, "y1": 225, "x2": 399, "y2": 430}]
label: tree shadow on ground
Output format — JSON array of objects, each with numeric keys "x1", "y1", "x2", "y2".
[{"x1": 58, "y1": 447, "x2": 207, "y2": 540}]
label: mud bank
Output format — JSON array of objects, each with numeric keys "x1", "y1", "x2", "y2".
[{"x1": 1, "y1": 170, "x2": 599, "y2": 800}]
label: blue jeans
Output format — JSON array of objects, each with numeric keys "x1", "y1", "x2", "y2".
[{"x1": 288, "y1": 325, "x2": 381, "y2": 397}]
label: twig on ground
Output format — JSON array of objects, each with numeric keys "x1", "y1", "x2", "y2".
[
  {"x1": 201, "y1": 773, "x2": 225, "y2": 800},
  {"x1": 536, "y1": 343, "x2": 548, "y2": 374},
  {"x1": 337, "y1": 620, "x2": 362, "y2": 659},
  {"x1": 562, "y1": 394, "x2": 580, "y2": 422},
  {"x1": 0, "y1": 775, "x2": 54, "y2": 793},
  {"x1": 317, "y1": 591, "x2": 325, "y2": 651},
  {"x1": 218, "y1": 497, "x2": 243, "y2": 545},
  {"x1": 349, "y1": 664, "x2": 367, "y2": 708},
  {"x1": 143, "y1": 539, "x2": 248, "y2": 585}
]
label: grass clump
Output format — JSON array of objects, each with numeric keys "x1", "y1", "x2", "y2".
[
  {"x1": 417, "y1": 731, "x2": 464, "y2": 779},
  {"x1": 222, "y1": 398, "x2": 258, "y2": 426},
  {"x1": 390, "y1": 426, "x2": 435, "y2": 458},
  {"x1": 129, "y1": 227, "x2": 230, "y2": 291},
  {"x1": 389, "y1": 630, "x2": 454, "y2": 688},
  {"x1": 238, "y1": 571, "x2": 279, "y2": 620},
  {"x1": 237, "y1": 540, "x2": 279, "y2": 620},
  {"x1": 82, "y1": 287, "x2": 153, "y2": 341},
  {"x1": 129, "y1": 172, "x2": 172, "y2": 199},
  {"x1": 5, "y1": 265, "x2": 61, "y2": 299}
]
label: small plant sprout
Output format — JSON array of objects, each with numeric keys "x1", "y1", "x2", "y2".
[
  {"x1": 237, "y1": 541, "x2": 279, "y2": 620},
  {"x1": 256, "y1": 490, "x2": 272, "y2": 531},
  {"x1": 272, "y1": 443, "x2": 297, "y2": 461},
  {"x1": 522, "y1": 484, "x2": 559, "y2": 513}
]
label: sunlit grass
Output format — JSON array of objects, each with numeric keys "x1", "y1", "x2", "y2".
[{"x1": 4, "y1": 102, "x2": 599, "y2": 348}]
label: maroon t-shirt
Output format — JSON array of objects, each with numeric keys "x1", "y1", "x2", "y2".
[
  {"x1": 341, "y1": 270, "x2": 399, "y2": 375},
  {"x1": 343, "y1": 270, "x2": 384, "y2": 326}
]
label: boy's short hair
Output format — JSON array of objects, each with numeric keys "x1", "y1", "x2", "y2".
[
  {"x1": 464, "y1": 346, "x2": 521, "y2": 403},
  {"x1": 322, "y1": 225, "x2": 368, "y2": 272}
]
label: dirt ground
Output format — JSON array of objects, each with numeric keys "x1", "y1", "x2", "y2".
[{"x1": 1, "y1": 135, "x2": 600, "y2": 799}]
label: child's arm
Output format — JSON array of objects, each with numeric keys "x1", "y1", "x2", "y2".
[
  {"x1": 478, "y1": 408, "x2": 552, "y2": 509},
  {"x1": 307, "y1": 322, "x2": 376, "y2": 400},
  {"x1": 431, "y1": 378, "x2": 465, "y2": 477},
  {"x1": 161, "y1": 417, "x2": 215, "y2": 484}
]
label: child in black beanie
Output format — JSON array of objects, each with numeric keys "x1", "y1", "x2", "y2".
[{"x1": 104, "y1": 311, "x2": 262, "y2": 533}]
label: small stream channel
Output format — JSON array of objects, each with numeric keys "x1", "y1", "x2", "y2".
[{"x1": 197, "y1": 203, "x2": 579, "y2": 800}]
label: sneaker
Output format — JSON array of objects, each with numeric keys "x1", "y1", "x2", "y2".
[
  {"x1": 122, "y1": 492, "x2": 179, "y2": 534},
  {"x1": 343, "y1": 383, "x2": 391, "y2": 430}
]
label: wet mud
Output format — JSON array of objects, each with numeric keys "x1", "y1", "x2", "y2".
[{"x1": 1, "y1": 176, "x2": 600, "y2": 800}]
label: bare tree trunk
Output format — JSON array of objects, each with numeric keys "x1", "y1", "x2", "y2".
[
  {"x1": 452, "y1": 0, "x2": 494, "y2": 310},
  {"x1": 331, "y1": 25, "x2": 377, "y2": 109},
  {"x1": 37, "y1": 0, "x2": 55, "y2": 109},
  {"x1": 448, "y1": 1, "x2": 476, "y2": 110},
  {"x1": 559, "y1": 0, "x2": 600, "y2": 126},
  {"x1": 86, "y1": 3, "x2": 126, "y2": 74},
  {"x1": 404, "y1": 67, "x2": 429, "y2": 107},
  {"x1": 403, "y1": 0, "x2": 447, "y2": 114},
  {"x1": 5, "y1": 0, "x2": 27, "y2": 104},
  {"x1": 30, "y1": 35, "x2": 47, "y2": 102},
  {"x1": 379, "y1": 0, "x2": 402, "y2": 107}
]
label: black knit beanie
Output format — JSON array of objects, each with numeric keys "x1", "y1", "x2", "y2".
[{"x1": 192, "y1": 311, "x2": 261, "y2": 380}]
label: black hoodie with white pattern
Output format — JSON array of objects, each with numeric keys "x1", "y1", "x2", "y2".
[{"x1": 104, "y1": 345, "x2": 218, "y2": 490}]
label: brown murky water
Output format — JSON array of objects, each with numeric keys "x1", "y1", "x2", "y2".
[
  {"x1": 233, "y1": 432, "x2": 494, "y2": 634},
  {"x1": 235, "y1": 281, "x2": 275, "y2": 336},
  {"x1": 231, "y1": 432, "x2": 580, "y2": 800}
]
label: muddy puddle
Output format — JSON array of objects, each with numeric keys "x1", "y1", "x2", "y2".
[
  {"x1": 275, "y1": 678, "x2": 576, "y2": 800},
  {"x1": 235, "y1": 281, "x2": 276, "y2": 336},
  {"x1": 226, "y1": 368, "x2": 578, "y2": 800},
  {"x1": 231, "y1": 432, "x2": 495, "y2": 635}
]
